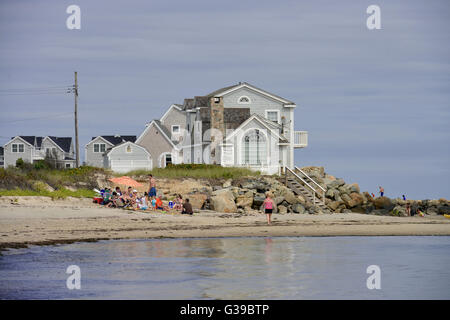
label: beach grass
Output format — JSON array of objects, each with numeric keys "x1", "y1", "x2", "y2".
[
  {"x1": 0, "y1": 187, "x2": 96, "y2": 199},
  {"x1": 119, "y1": 164, "x2": 260, "y2": 179}
]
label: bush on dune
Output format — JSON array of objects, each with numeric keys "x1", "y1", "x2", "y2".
[{"x1": 121, "y1": 164, "x2": 260, "y2": 179}]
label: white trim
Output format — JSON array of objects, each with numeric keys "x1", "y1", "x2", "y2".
[
  {"x1": 4, "y1": 136, "x2": 34, "y2": 148},
  {"x1": 160, "y1": 104, "x2": 183, "y2": 123},
  {"x1": 85, "y1": 136, "x2": 114, "y2": 148},
  {"x1": 159, "y1": 152, "x2": 173, "y2": 168},
  {"x1": 265, "y1": 109, "x2": 281, "y2": 124},
  {"x1": 237, "y1": 95, "x2": 251, "y2": 104},
  {"x1": 215, "y1": 83, "x2": 293, "y2": 105},
  {"x1": 136, "y1": 120, "x2": 180, "y2": 151}
]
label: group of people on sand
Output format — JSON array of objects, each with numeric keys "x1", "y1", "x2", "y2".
[{"x1": 95, "y1": 174, "x2": 193, "y2": 215}]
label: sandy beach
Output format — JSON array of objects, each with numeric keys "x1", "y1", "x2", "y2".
[{"x1": 1, "y1": 196, "x2": 450, "y2": 252}]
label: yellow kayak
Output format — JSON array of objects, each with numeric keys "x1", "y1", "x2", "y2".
[{"x1": 444, "y1": 214, "x2": 450, "y2": 219}]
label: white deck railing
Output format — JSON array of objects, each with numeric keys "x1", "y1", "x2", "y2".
[{"x1": 294, "y1": 131, "x2": 308, "y2": 148}]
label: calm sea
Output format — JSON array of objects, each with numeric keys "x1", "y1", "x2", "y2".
[{"x1": 0, "y1": 236, "x2": 449, "y2": 299}]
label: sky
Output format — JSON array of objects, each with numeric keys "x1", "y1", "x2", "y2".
[{"x1": 0, "y1": 0, "x2": 449, "y2": 199}]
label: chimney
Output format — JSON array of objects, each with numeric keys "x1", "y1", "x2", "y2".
[{"x1": 209, "y1": 96, "x2": 225, "y2": 162}]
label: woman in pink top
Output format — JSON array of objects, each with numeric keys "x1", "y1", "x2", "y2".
[{"x1": 263, "y1": 193, "x2": 275, "y2": 225}]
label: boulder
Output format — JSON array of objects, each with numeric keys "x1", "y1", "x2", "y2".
[
  {"x1": 253, "y1": 193, "x2": 266, "y2": 207},
  {"x1": 292, "y1": 203, "x2": 306, "y2": 214},
  {"x1": 349, "y1": 192, "x2": 364, "y2": 207},
  {"x1": 210, "y1": 189, "x2": 237, "y2": 213},
  {"x1": 188, "y1": 193, "x2": 208, "y2": 209},
  {"x1": 277, "y1": 205, "x2": 287, "y2": 214},
  {"x1": 222, "y1": 179, "x2": 232, "y2": 188},
  {"x1": 279, "y1": 187, "x2": 299, "y2": 204},
  {"x1": 391, "y1": 205, "x2": 407, "y2": 217},
  {"x1": 438, "y1": 205, "x2": 450, "y2": 215},
  {"x1": 328, "y1": 178, "x2": 345, "y2": 189},
  {"x1": 341, "y1": 194, "x2": 356, "y2": 208},
  {"x1": 349, "y1": 183, "x2": 360, "y2": 194},
  {"x1": 373, "y1": 197, "x2": 395, "y2": 211},
  {"x1": 327, "y1": 201, "x2": 343, "y2": 211},
  {"x1": 274, "y1": 196, "x2": 285, "y2": 205},
  {"x1": 236, "y1": 191, "x2": 254, "y2": 208}
]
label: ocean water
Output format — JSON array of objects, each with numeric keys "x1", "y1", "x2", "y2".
[{"x1": 0, "y1": 236, "x2": 449, "y2": 299}]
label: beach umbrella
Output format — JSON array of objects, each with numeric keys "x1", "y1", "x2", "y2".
[{"x1": 109, "y1": 176, "x2": 143, "y2": 188}]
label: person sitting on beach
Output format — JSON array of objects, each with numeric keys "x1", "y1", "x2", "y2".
[
  {"x1": 174, "y1": 194, "x2": 183, "y2": 211},
  {"x1": 115, "y1": 187, "x2": 123, "y2": 197},
  {"x1": 102, "y1": 188, "x2": 112, "y2": 206},
  {"x1": 107, "y1": 192, "x2": 122, "y2": 208},
  {"x1": 136, "y1": 192, "x2": 149, "y2": 211},
  {"x1": 263, "y1": 193, "x2": 274, "y2": 225},
  {"x1": 181, "y1": 198, "x2": 193, "y2": 215},
  {"x1": 155, "y1": 197, "x2": 169, "y2": 211}
]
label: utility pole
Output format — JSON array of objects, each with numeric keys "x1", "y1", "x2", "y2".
[{"x1": 74, "y1": 71, "x2": 79, "y2": 168}]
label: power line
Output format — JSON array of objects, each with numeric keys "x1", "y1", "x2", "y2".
[{"x1": 0, "y1": 112, "x2": 73, "y2": 124}]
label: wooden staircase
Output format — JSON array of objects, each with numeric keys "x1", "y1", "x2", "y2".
[{"x1": 284, "y1": 166, "x2": 328, "y2": 212}]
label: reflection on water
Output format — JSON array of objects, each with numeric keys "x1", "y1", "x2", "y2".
[{"x1": 0, "y1": 236, "x2": 449, "y2": 299}]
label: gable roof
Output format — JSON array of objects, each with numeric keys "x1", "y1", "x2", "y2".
[
  {"x1": 136, "y1": 120, "x2": 180, "y2": 150},
  {"x1": 5, "y1": 136, "x2": 38, "y2": 148},
  {"x1": 160, "y1": 104, "x2": 184, "y2": 122},
  {"x1": 211, "y1": 82, "x2": 295, "y2": 105},
  {"x1": 225, "y1": 113, "x2": 288, "y2": 143},
  {"x1": 105, "y1": 140, "x2": 151, "y2": 156},
  {"x1": 88, "y1": 135, "x2": 136, "y2": 147},
  {"x1": 47, "y1": 136, "x2": 72, "y2": 153}
]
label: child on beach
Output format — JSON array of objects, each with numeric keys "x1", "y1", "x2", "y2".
[
  {"x1": 174, "y1": 194, "x2": 183, "y2": 211},
  {"x1": 263, "y1": 193, "x2": 275, "y2": 225}
]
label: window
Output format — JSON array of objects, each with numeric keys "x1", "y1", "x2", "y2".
[
  {"x1": 214, "y1": 97, "x2": 220, "y2": 103},
  {"x1": 238, "y1": 96, "x2": 251, "y2": 104},
  {"x1": 65, "y1": 163, "x2": 71, "y2": 168},
  {"x1": 94, "y1": 143, "x2": 106, "y2": 153},
  {"x1": 12, "y1": 144, "x2": 24, "y2": 153},
  {"x1": 165, "y1": 153, "x2": 172, "y2": 166},
  {"x1": 126, "y1": 145, "x2": 132, "y2": 153},
  {"x1": 242, "y1": 129, "x2": 267, "y2": 165},
  {"x1": 172, "y1": 125, "x2": 180, "y2": 134},
  {"x1": 266, "y1": 110, "x2": 279, "y2": 123}
]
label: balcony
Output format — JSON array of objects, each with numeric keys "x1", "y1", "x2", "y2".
[{"x1": 294, "y1": 131, "x2": 308, "y2": 148}]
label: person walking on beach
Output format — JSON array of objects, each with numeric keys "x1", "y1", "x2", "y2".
[
  {"x1": 379, "y1": 186, "x2": 384, "y2": 197},
  {"x1": 148, "y1": 174, "x2": 157, "y2": 198},
  {"x1": 263, "y1": 193, "x2": 274, "y2": 225}
]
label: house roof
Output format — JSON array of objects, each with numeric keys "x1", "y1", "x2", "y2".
[
  {"x1": 105, "y1": 140, "x2": 151, "y2": 156},
  {"x1": 47, "y1": 136, "x2": 72, "y2": 153},
  {"x1": 90, "y1": 135, "x2": 136, "y2": 146},
  {"x1": 11, "y1": 136, "x2": 39, "y2": 146}
]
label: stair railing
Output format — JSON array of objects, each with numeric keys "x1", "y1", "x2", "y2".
[
  {"x1": 285, "y1": 167, "x2": 318, "y2": 204},
  {"x1": 294, "y1": 166, "x2": 326, "y2": 205}
]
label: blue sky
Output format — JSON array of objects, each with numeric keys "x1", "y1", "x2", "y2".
[{"x1": 0, "y1": 0, "x2": 449, "y2": 199}]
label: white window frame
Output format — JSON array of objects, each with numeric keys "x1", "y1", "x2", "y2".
[
  {"x1": 265, "y1": 109, "x2": 280, "y2": 124},
  {"x1": 93, "y1": 143, "x2": 106, "y2": 153},
  {"x1": 172, "y1": 125, "x2": 180, "y2": 134},
  {"x1": 12, "y1": 143, "x2": 24, "y2": 153},
  {"x1": 238, "y1": 96, "x2": 251, "y2": 104}
]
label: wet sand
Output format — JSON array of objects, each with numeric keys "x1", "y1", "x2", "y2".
[{"x1": 1, "y1": 196, "x2": 450, "y2": 252}]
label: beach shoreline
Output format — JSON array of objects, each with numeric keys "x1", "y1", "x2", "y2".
[{"x1": 1, "y1": 197, "x2": 450, "y2": 253}]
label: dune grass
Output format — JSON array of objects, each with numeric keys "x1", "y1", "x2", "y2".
[
  {"x1": 0, "y1": 188, "x2": 96, "y2": 199},
  {"x1": 119, "y1": 164, "x2": 260, "y2": 179}
]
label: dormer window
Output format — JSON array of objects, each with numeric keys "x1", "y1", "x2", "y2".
[{"x1": 238, "y1": 96, "x2": 251, "y2": 104}]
